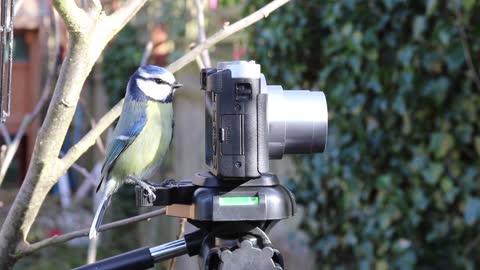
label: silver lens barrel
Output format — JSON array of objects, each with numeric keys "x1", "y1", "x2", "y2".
[{"x1": 267, "y1": 85, "x2": 328, "y2": 159}]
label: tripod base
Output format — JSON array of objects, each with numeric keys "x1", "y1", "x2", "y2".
[
  {"x1": 206, "y1": 240, "x2": 282, "y2": 270},
  {"x1": 200, "y1": 227, "x2": 283, "y2": 270}
]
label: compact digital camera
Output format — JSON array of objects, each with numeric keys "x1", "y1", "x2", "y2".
[{"x1": 201, "y1": 61, "x2": 328, "y2": 179}]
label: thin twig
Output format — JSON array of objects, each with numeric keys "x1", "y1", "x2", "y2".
[
  {"x1": 16, "y1": 208, "x2": 166, "y2": 258},
  {"x1": 194, "y1": 0, "x2": 211, "y2": 67},
  {"x1": 0, "y1": 124, "x2": 11, "y2": 144},
  {"x1": 73, "y1": 162, "x2": 102, "y2": 203},
  {"x1": 32, "y1": 7, "x2": 61, "y2": 118},
  {"x1": 190, "y1": 42, "x2": 206, "y2": 69},
  {"x1": 85, "y1": 0, "x2": 102, "y2": 16},
  {"x1": 104, "y1": 0, "x2": 148, "y2": 41},
  {"x1": 13, "y1": 0, "x2": 26, "y2": 16},
  {"x1": 168, "y1": 218, "x2": 186, "y2": 270},
  {"x1": 141, "y1": 41, "x2": 153, "y2": 66},
  {"x1": 70, "y1": 162, "x2": 96, "y2": 186},
  {"x1": 465, "y1": 233, "x2": 480, "y2": 254},
  {"x1": 58, "y1": 151, "x2": 96, "y2": 186},
  {"x1": 167, "y1": 0, "x2": 289, "y2": 72},
  {"x1": 61, "y1": 100, "x2": 123, "y2": 169},
  {"x1": 78, "y1": 97, "x2": 106, "y2": 155},
  {"x1": 0, "y1": 145, "x2": 7, "y2": 167},
  {"x1": 60, "y1": 0, "x2": 291, "y2": 170},
  {"x1": 455, "y1": 8, "x2": 480, "y2": 92}
]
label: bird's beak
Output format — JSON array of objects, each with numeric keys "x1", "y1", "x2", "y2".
[{"x1": 172, "y1": 81, "x2": 183, "y2": 89}]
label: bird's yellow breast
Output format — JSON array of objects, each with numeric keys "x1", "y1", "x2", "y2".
[{"x1": 112, "y1": 101, "x2": 173, "y2": 180}]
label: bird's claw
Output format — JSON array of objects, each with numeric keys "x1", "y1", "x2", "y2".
[
  {"x1": 127, "y1": 175, "x2": 157, "y2": 203},
  {"x1": 160, "y1": 178, "x2": 176, "y2": 187},
  {"x1": 145, "y1": 185, "x2": 157, "y2": 202}
]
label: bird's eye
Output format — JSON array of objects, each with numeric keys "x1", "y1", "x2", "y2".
[{"x1": 154, "y1": 78, "x2": 164, "y2": 84}]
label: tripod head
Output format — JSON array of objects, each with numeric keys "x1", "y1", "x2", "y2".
[{"x1": 75, "y1": 61, "x2": 328, "y2": 270}]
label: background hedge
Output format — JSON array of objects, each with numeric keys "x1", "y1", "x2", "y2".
[{"x1": 247, "y1": 0, "x2": 480, "y2": 268}]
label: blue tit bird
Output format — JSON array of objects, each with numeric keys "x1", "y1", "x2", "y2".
[{"x1": 89, "y1": 65, "x2": 182, "y2": 239}]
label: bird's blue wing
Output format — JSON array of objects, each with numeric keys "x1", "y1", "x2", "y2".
[{"x1": 96, "y1": 109, "x2": 147, "y2": 192}]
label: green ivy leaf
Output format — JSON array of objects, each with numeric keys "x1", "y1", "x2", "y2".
[
  {"x1": 426, "y1": 0, "x2": 438, "y2": 15},
  {"x1": 413, "y1": 16, "x2": 427, "y2": 40},
  {"x1": 464, "y1": 197, "x2": 480, "y2": 225},
  {"x1": 422, "y1": 163, "x2": 444, "y2": 184},
  {"x1": 412, "y1": 188, "x2": 429, "y2": 210},
  {"x1": 463, "y1": 0, "x2": 476, "y2": 11},
  {"x1": 429, "y1": 132, "x2": 454, "y2": 158},
  {"x1": 397, "y1": 46, "x2": 416, "y2": 67},
  {"x1": 474, "y1": 136, "x2": 480, "y2": 156},
  {"x1": 445, "y1": 44, "x2": 465, "y2": 72}
]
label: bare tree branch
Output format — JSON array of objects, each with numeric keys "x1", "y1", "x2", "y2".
[
  {"x1": 79, "y1": 97, "x2": 106, "y2": 155},
  {"x1": 141, "y1": 41, "x2": 154, "y2": 66},
  {"x1": 13, "y1": 0, "x2": 26, "y2": 17},
  {"x1": 189, "y1": 42, "x2": 206, "y2": 69},
  {"x1": 194, "y1": 0, "x2": 211, "y2": 68},
  {"x1": 168, "y1": 0, "x2": 290, "y2": 72},
  {"x1": 0, "y1": 124, "x2": 11, "y2": 144},
  {"x1": 85, "y1": 0, "x2": 102, "y2": 16},
  {"x1": 52, "y1": 0, "x2": 88, "y2": 34},
  {"x1": 104, "y1": 0, "x2": 148, "y2": 41},
  {"x1": 73, "y1": 162, "x2": 102, "y2": 203},
  {"x1": 0, "y1": 145, "x2": 7, "y2": 168},
  {"x1": 31, "y1": 8, "x2": 61, "y2": 118},
  {"x1": 61, "y1": 100, "x2": 123, "y2": 169},
  {"x1": 60, "y1": 0, "x2": 290, "y2": 169},
  {"x1": 0, "y1": 118, "x2": 31, "y2": 185},
  {"x1": 16, "y1": 208, "x2": 166, "y2": 258},
  {"x1": 70, "y1": 162, "x2": 96, "y2": 186}
]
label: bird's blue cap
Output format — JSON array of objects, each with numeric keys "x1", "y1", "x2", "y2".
[{"x1": 136, "y1": 65, "x2": 171, "y2": 79}]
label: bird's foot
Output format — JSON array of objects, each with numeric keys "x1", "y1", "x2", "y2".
[
  {"x1": 159, "y1": 178, "x2": 177, "y2": 187},
  {"x1": 127, "y1": 176, "x2": 157, "y2": 202},
  {"x1": 144, "y1": 185, "x2": 157, "y2": 202}
]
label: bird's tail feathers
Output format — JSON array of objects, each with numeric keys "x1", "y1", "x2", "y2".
[
  {"x1": 89, "y1": 193, "x2": 112, "y2": 239},
  {"x1": 96, "y1": 174, "x2": 106, "y2": 193}
]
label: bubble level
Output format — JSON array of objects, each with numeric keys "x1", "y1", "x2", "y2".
[{"x1": 219, "y1": 196, "x2": 259, "y2": 206}]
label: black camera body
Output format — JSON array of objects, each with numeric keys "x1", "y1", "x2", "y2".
[
  {"x1": 201, "y1": 61, "x2": 328, "y2": 181},
  {"x1": 201, "y1": 66, "x2": 269, "y2": 179}
]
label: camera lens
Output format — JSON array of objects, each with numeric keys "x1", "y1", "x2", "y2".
[{"x1": 267, "y1": 86, "x2": 328, "y2": 159}]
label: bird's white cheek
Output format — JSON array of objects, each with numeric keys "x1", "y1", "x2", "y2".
[{"x1": 137, "y1": 80, "x2": 170, "y2": 101}]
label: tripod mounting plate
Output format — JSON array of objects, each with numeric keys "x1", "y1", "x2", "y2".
[{"x1": 135, "y1": 172, "x2": 296, "y2": 222}]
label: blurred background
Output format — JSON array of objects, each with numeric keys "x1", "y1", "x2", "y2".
[{"x1": 0, "y1": 0, "x2": 479, "y2": 269}]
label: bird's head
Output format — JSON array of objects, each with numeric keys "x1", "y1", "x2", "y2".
[{"x1": 127, "y1": 65, "x2": 183, "y2": 103}]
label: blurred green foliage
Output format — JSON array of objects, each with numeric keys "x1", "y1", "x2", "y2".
[
  {"x1": 102, "y1": 3, "x2": 187, "y2": 102},
  {"x1": 102, "y1": 24, "x2": 144, "y2": 107},
  {"x1": 247, "y1": 0, "x2": 480, "y2": 268}
]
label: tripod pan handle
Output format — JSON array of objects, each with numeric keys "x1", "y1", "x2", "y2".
[{"x1": 72, "y1": 247, "x2": 153, "y2": 270}]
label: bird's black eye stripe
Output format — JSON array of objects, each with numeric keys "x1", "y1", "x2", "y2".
[{"x1": 153, "y1": 78, "x2": 173, "y2": 86}]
